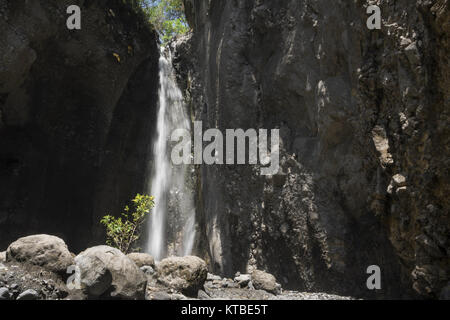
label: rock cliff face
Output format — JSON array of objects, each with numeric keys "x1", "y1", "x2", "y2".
[
  {"x1": 0, "y1": 0, "x2": 159, "y2": 252},
  {"x1": 174, "y1": 0, "x2": 449, "y2": 298}
]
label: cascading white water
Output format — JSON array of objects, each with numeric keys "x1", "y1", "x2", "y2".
[{"x1": 146, "y1": 49, "x2": 196, "y2": 261}]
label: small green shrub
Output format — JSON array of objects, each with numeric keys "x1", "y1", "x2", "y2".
[{"x1": 100, "y1": 194, "x2": 155, "y2": 254}]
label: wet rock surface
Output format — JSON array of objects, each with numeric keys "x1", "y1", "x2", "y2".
[{"x1": 174, "y1": 0, "x2": 449, "y2": 299}]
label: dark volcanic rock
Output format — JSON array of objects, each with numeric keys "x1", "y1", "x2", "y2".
[
  {"x1": 174, "y1": 0, "x2": 449, "y2": 299},
  {"x1": 0, "y1": 0, "x2": 159, "y2": 252}
]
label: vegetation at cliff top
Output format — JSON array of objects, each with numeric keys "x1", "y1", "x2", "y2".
[
  {"x1": 137, "y1": 0, "x2": 189, "y2": 44},
  {"x1": 100, "y1": 194, "x2": 154, "y2": 254}
]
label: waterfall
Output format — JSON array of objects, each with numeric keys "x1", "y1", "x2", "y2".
[{"x1": 146, "y1": 49, "x2": 196, "y2": 261}]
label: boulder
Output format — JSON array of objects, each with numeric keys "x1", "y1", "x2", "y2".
[
  {"x1": 127, "y1": 253, "x2": 155, "y2": 268},
  {"x1": 0, "y1": 251, "x2": 5, "y2": 263},
  {"x1": 6, "y1": 235, "x2": 73, "y2": 274},
  {"x1": 157, "y1": 256, "x2": 208, "y2": 296},
  {"x1": 251, "y1": 270, "x2": 280, "y2": 294},
  {"x1": 74, "y1": 246, "x2": 147, "y2": 300}
]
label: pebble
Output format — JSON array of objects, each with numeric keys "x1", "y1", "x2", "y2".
[
  {"x1": 197, "y1": 290, "x2": 210, "y2": 300},
  {"x1": 150, "y1": 291, "x2": 172, "y2": 300},
  {"x1": 140, "y1": 266, "x2": 155, "y2": 276},
  {"x1": 0, "y1": 287, "x2": 11, "y2": 300},
  {"x1": 234, "y1": 274, "x2": 251, "y2": 287},
  {"x1": 17, "y1": 289, "x2": 39, "y2": 300},
  {"x1": 207, "y1": 273, "x2": 222, "y2": 281}
]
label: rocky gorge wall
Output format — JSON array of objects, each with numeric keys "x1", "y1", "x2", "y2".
[
  {"x1": 173, "y1": 0, "x2": 449, "y2": 298},
  {"x1": 0, "y1": 0, "x2": 159, "y2": 252}
]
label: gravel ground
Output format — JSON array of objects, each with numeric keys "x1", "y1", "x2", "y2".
[
  {"x1": 0, "y1": 262, "x2": 70, "y2": 300},
  {"x1": 201, "y1": 287, "x2": 356, "y2": 300}
]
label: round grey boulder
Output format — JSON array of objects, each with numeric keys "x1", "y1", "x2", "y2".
[
  {"x1": 6, "y1": 235, "x2": 73, "y2": 274},
  {"x1": 74, "y1": 246, "x2": 147, "y2": 300},
  {"x1": 251, "y1": 270, "x2": 280, "y2": 294},
  {"x1": 0, "y1": 251, "x2": 5, "y2": 263},
  {"x1": 127, "y1": 252, "x2": 155, "y2": 268},
  {"x1": 157, "y1": 256, "x2": 208, "y2": 296}
]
